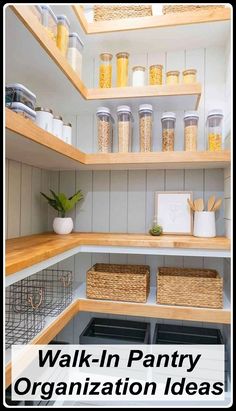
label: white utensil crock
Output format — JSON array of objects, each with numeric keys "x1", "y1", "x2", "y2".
[
  {"x1": 53, "y1": 217, "x2": 73, "y2": 235},
  {"x1": 193, "y1": 211, "x2": 216, "y2": 238}
]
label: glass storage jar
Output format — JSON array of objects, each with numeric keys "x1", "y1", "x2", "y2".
[
  {"x1": 117, "y1": 105, "x2": 133, "y2": 152},
  {"x1": 149, "y1": 64, "x2": 163, "y2": 85},
  {"x1": 207, "y1": 109, "x2": 223, "y2": 152},
  {"x1": 96, "y1": 107, "x2": 113, "y2": 153},
  {"x1": 166, "y1": 70, "x2": 180, "y2": 85},
  {"x1": 67, "y1": 33, "x2": 84, "y2": 77},
  {"x1": 184, "y1": 111, "x2": 199, "y2": 151},
  {"x1": 183, "y1": 69, "x2": 197, "y2": 84},
  {"x1": 6, "y1": 83, "x2": 36, "y2": 110},
  {"x1": 41, "y1": 5, "x2": 57, "y2": 42},
  {"x1": 63, "y1": 123, "x2": 72, "y2": 145},
  {"x1": 53, "y1": 115, "x2": 63, "y2": 139},
  {"x1": 99, "y1": 53, "x2": 113, "y2": 88},
  {"x1": 139, "y1": 104, "x2": 153, "y2": 152},
  {"x1": 116, "y1": 52, "x2": 129, "y2": 87},
  {"x1": 57, "y1": 15, "x2": 70, "y2": 56},
  {"x1": 10, "y1": 102, "x2": 36, "y2": 121},
  {"x1": 35, "y1": 107, "x2": 53, "y2": 133},
  {"x1": 132, "y1": 66, "x2": 145, "y2": 87},
  {"x1": 161, "y1": 112, "x2": 176, "y2": 151}
]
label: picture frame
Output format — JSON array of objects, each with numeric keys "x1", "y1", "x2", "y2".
[{"x1": 154, "y1": 191, "x2": 193, "y2": 235}]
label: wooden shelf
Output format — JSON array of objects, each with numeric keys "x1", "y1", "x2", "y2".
[
  {"x1": 5, "y1": 283, "x2": 231, "y2": 387},
  {"x1": 6, "y1": 232, "x2": 231, "y2": 283},
  {"x1": 6, "y1": 109, "x2": 231, "y2": 171},
  {"x1": 73, "y1": 6, "x2": 231, "y2": 34}
]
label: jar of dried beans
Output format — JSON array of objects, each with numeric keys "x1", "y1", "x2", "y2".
[
  {"x1": 207, "y1": 109, "x2": 223, "y2": 152},
  {"x1": 184, "y1": 111, "x2": 199, "y2": 151},
  {"x1": 96, "y1": 107, "x2": 113, "y2": 153},
  {"x1": 161, "y1": 112, "x2": 176, "y2": 151},
  {"x1": 139, "y1": 104, "x2": 153, "y2": 152},
  {"x1": 99, "y1": 53, "x2": 113, "y2": 88},
  {"x1": 117, "y1": 105, "x2": 133, "y2": 152}
]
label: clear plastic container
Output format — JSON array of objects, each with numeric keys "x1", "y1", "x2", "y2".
[
  {"x1": 139, "y1": 104, "x2": 153, "y2": 152},
  {"x1": 10, "y1": 102, "x2": 36, "y2": 121},
  {"x1": 27, "y1": 5, "x2": 42, "y2": 22},
  {"x1": 41, "y1": 5, "x2": 57, "y2": 42},
  {"x1": 57, "y1": 15, "x2": 70, "y2": 56},
  {"x1": 183, "y1": 69, "x2": 197, "y2": 84},
  {"x1": 166, "y1": 70, "x2": 180, "y2": 85},
  {"x1": 99, "y1": 53, "x2": 113, "y2": 88},
  {"x1": 96, "y1": 107, "x2": 114, "y2": 153},
  {"x1": 116, "y1": 52, "x2": 129, "y2": 87},
  {"x1": 6, "y1": 83, "x2": 36, "y2": 110},
  {"x1": 132, "y1": 66, "x2": 145, "y2": 87},
  {"x1": 117, "y1": 105, "x2": 133, "y2": 152},
  {"x1": 184, "y1": 111, "x2": 199, "y2": 151},
  {"x1": 207, "y1": 109, "x2": 223, "y2": 152},
  {"x1": 35, "y1": 107, "x2": 53, "y2": 133},
  {"x1": 149, "y1": 65, "x2": 163, "y2": 85},
  {"x1": 161, "y1": 112, "x2": 176, "y2": 151},
  {"x1": 67, "y1": 33, "x2": 84, "y2": 77}
]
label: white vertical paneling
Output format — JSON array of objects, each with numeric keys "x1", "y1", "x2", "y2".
[
  {"x1": 185, "y1": 48, "x2": 205, "y2": 150},
  {"x1": 59, "y1": 170, "x2": 76, "y2": 221},
  {"x1": 8, "y1": 160, "x2": 21, "y2": 238},
  {"x1": 77, "y1": 113, "x2": 94, "y2": 153},
  {"x1": 109, "y1": 254, "x2": 128, "y2": 264},
  {"x1": 184, "y1": 169, "x2": 204, "y2": 200},
  {"x1": 224, "y1": 33, "x2": 231, "y2": 141},
  {"x1": 204, "y1": 169, "x2": 224, "y2": 235},
  {"x1": 82, "y1": 55, "x2": 94, "y2": 88},
  {"x1": 146, "y1": 170, "x2": 164, "y2": 231},
  {"x1": 203, "y1": 257, "x2": 224, "y2": 276},
  {"x1": 146, "y1": 255, "x2": 164, "y2": 287},
  {"x1": 165, "y1": 169, "x2": 184, "y2": 191},
  {"x1": 40, "y1": 169, "x2": 50, "y2": 232},
  {"x1": 31, "y1": 167, "x2": 42, "y2": 234},
  {"x1": 61, "y1": 114, "x2": 77, "y2": 147},
  {"x1": 5, "y1": 159, "x2": 9, "y2": 239},
  {"x1": 110, "y1": 171, "x2": 128, "y2": 233},
  {"x1": 75, "y1": 171, "x2": 93, "y2": 232},
  {"x1": 74, "y1": 253, "x2": 92, "y2": 286},
  {"x1": 20, "y1": 164, "x2": 32, "y2": 236},
  {"x1": 127, "y1": 170, "x2": 146, "y2": 233},
  {"x1": 48, "y1": 171, "x2": 59, "y2": 230},
  {"x1": 91, "y1": 253, "x2": 109, "y2": 265},
  {"x1": 92, "y1": 171, "x2": 110, "y2": 232},
  {"x1": 127, "y1": 254, "x2": 146, "y2": 265}
]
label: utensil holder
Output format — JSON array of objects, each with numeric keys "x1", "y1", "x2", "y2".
[{"x1": 193, "y1": 211, "x2": 216, "y2": 237}]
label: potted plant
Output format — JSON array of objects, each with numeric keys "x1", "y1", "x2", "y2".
[{"x1": 41, "y1": 189, "x2": 83, "y2": 235}]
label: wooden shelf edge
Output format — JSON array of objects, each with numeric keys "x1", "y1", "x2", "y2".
[{"x1": 73, "y1": 7, "x2": 231, "y2": 34}]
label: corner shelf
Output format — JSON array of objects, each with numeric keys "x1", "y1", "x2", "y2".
[{"x1": 6, "y1": 108, "x2": 231, "y2": 171}]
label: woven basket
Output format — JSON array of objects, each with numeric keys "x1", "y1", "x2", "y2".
[
  {"x1": 94, "y1": 5, "x2": 152, "y2": 22},
  {"x1": 163, "y1": 5, "x2": 225, "y2": 15},
  {"x1": 157, "y1": 267, "x2": 223, "y2": 309},
  {"x1": 87, "y1": 263, "x2": 150, "y2": 303}
]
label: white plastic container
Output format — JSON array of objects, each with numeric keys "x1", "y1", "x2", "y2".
[
  {"x1": 53, "y1": 115, "x2": 63, "y2": 139},
  {"x1": 193, "y1": 211, "x2": 216, "y2": 238},
  {"x1": 67, "y1": 32, "x2": 84, "y2": 77},
  {"x1": 10, "y1": 102, "x2": 36, "y2": 121},
  {"x1": 132, "y1": 66, "x2": 145, "y2": 86},
  {"x1": 35, "y1": 107, "x2": 53, "y2": 132},
  {"x1": 63, "y1": 122, "x2": 72, "y2": 144}
]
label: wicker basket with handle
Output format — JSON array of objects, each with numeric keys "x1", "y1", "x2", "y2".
[
  {"x1": 163, "y1": 5, "x2": 225, "y2": 15},
  {"x1": 94, "y1": 5, "x2": 152, "y2": 22},
  {"x1": 87, "y1": 263, "x2": 150, "y2": 303},
  {"x1": 157, "y1": 267, "x2": 223, "y2": 309}
]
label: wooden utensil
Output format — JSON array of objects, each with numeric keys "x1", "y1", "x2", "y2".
[
  {"x1": 187, "y1": 198, "x2": 195, "y2": 211},
  {"x1": 207, "y1": 195, "x2": 215, "y2": 211},
  {"x1": 212, "y1": 197, "x2": 223, "y2": 211},
  {"x1": 194, "y1": 198, "x2": 204, "y2": 211}
]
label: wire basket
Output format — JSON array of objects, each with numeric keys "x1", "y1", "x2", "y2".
[
  {"x1": 29, "y1": 269, "x2": 74, "y2": 316},
  {"x1": 5, "y1": 280, "x2": 45, "y2": 349},
  {"x1": 94, "y1": 5, "x2": 152, "y2": 21}
]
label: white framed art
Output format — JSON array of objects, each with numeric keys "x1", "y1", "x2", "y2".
[{"x1": 154, "y1": 191, "x2": 193, "y2": 235}]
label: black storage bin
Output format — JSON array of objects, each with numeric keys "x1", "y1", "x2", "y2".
[
  {"x1": 49, "y1": 340, "x2": 70, "y2": 344},
  {"x1": 153, "y1": 323, "x2": 223, "y2": 345},
  {"x1": 80, "y1": 317, "x2": 150, "y2": 344}
]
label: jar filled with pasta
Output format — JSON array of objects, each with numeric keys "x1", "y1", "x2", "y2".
[
  {"x1": 41, "y1": 5, "x2": 57, "y2": 42},
  {"x1": 184, "y1": 111, "x2": 199, "y2": 151},
  {"x1": 99, "y1": 53, "x2": 113, "y2": 88},
  {"x1": 149, "y1": 65, "x2": 163, "y2": 85},
  {"x1": 161, "y1": 112, "x2": 176, "y2": 151},
  {"x1": 139, "y1": 104, "x2": 153, "y2": 152},
  {"x1": 207, "y1": 109, "x2": 223, "y2": 152},
  {"x1": 166, "y1": 70, "x2": 180, "y2": 85},
  {"x1": 116, "y1": 52, "x2": 129, "y2": 87},
  {"x1": 96, "y1": 107, "x2": 114, "y2": 153},
  {"x1": 57, "y1": 15, "x2": 70, "y2": 56},
  {"x1": 117, "y1": 105, "x2": 133, "y2": 152}
]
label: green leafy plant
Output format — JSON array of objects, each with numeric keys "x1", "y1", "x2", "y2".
[
  {"x1": 149, "y1": 224, "x2": 163, "y2": 236},
  {"x1": 40, "y1": 189, "x2": 83, "y2": 218}
]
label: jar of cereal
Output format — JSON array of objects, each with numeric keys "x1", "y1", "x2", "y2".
[
  {"x1": 184, "y1": 111, "x2": 199, "y2": 151},
  {"x1": 207, "y1": 109, "x2": 223, "y2": 152},
  {"x1": 161, "y1": 112, "x2": 176, "y2": 151}
]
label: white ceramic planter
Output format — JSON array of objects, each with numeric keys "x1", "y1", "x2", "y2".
[
  {"x1": 53, "y1": 217, "x2": 73, "y2": 235},
  {"x1": 193, "y1": 211, "x2": 216, "y2": 238}
]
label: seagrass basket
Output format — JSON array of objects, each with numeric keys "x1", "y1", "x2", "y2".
[
  {"x1": 94, "y1": 5, "x2": 152, "y2": 21},
  {"x1": 87, "y1": 263, "x2": 150, "y2": 303},
  {"x1": 157, "y1": 267, "x2": 223, "y2": 309},
  {"x1": 163, "y1": 5, "x2": 225, "y2": 15}
]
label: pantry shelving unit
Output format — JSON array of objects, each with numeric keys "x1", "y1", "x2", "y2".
[{"x1": 5, "y1": 3, "x2": 232, "y2": 400}]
